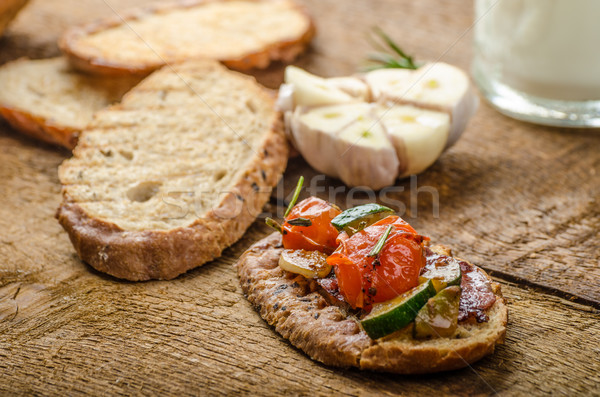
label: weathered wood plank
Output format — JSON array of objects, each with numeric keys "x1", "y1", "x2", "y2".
[
  {"x1": 263, "y1": 0, "x2": 600, "y2": 304},
  {"x1": 0, "y1": 131, "x2": 598, "y2": 395},
  {"x1": 277, "y1": 138, "x2": 600, "y2": 305},
  {"x1": 246, "y1": 0, "x2": 600, "y2": 305},
  {"x1": 1, "y1": 220, "x2": 599, "y2": 396},
  {"x1": 1, "y1": 0, "x2": 600, "y2": 396}
]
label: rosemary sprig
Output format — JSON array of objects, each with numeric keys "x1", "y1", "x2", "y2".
[
  {"x1": 284, "y1": 176, "x2": 304, "y2": 218},
  {"x1": 286, "y1": 217, "x2": 312, "y2": 227},
  {"x1": 365, "y1": 28, "x2": 418, "y2": 71},
  {"x1": 265, "y1": 217, "x2": 282, "y2": 233},
  {"x1": 265, "y1": 176, "x2": 306, "y2": 234},
  {"x1": 368, "y1": 225, "x2": 394, "y2": 257}
]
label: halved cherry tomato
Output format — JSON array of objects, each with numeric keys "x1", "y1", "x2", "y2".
[
  {"x1": 326, "y1": 216, "x2": 427, "y2": 310},
  {"x1": 282, "y1": 197, "x2": 342, "y2": 254}
]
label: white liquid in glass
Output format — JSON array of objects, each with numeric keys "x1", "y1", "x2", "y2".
[{"x1": 473, "y1": 0, "x2": 600, "y2": 127}]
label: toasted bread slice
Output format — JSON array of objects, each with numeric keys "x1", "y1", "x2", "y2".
[
  {"x1": 0, "y1": 0, "x2": 28, "y2": 37},
  {"x1": 236, "y1": 233, "x2": 508, "y2": 374},
  {"x1": 0, "y1": 57, "x2": 141, "y2": 149},
  {"x1": 59, "y1": 0, "x2": 315, "y2": 76},
  {"x1": 57, "y1": 60, "x2": 288, "y2": 280}
]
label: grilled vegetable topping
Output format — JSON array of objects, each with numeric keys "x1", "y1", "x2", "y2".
[
  {"x1": 282, "y1": 197, "x2": 341, "y2": 253},
  {"x1": 458, "y1": 261, "x2": 496, "y2": 323},
  {"x1": 284, "y1": 176, "x2": 304, "y2": 218},
  {"x1": 331, "y1": 203, "x2": 395, "y2": 236},
  {"x1": 327, "y1": 216, "x2": 426, "y2": 309},
  {"x1": 279, "y1": 249, "x2": 332, "y2": 279},
  {"x1": 361, "y1": 280, "x2": 437, "y2": 339},
  {"x1": 419, "y1": 255, "x2": 461, "y2": 292},
  {"x1": 268, "y1": 193, "x2": 488, "y2": 340},
  {"x1": 414, "y1": 286, "x2": 461, "y2": 339}
]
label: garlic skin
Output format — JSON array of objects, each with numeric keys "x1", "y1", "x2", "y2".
[
  {"x1": 290, "y1": 103, "x2": 399, "y2": 190},
  {"x1": 276, "y1": 83, "x2": 295, "y2": 113},
  {"x1": 280, "y1": 63, "x2": 478, "y2": 189},
  {"x1": 335, "y1": 117, "x2": 399, "y2": 189}
]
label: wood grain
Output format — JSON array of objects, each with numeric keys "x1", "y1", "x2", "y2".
[
  {"x1": 1, "y1": 217, "x2": 599, "y2": 395},
  {"x1": 1, "y1": 0, "x2": 599, "y2": 395},
  {"x1": 266, "y1": 0, "x2": 600, "y2": 305}
]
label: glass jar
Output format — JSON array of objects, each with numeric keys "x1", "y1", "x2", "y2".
[{"x1": 472, "y1": 0, "x2": 600, "y2": 127}]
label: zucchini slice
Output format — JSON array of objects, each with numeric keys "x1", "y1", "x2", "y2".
[
  {"x1": 331, "y1": 203, "x2": 394, "y2": 235},
  {"x1": 414, "y1": 285, "x2": 461, "y2": 339},
  {"x1": 360, "y1": 280, "x2": 437, "y2": 339},
  {"x1": 279, "y1": 249, "x2": 332, "y2": 279},
  {"x1": 419, "y1": 257, "x2": 461, "y2": 291}
]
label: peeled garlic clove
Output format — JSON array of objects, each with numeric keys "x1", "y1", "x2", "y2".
[
  {"x1": 327, "y1": 76, "x2": 370, "y2": 101},
  {"x1": 376, "y1": 104, "x2": 450, "y2": 177},
  {"x1": 364, "y1": 68, "x2": 414, "y2": 99},
  {"x1": 296, "y1": 102, "x2": 369, "y2": 132},
  {"x1": 365, "y1": 62, "x2": 478, "y2": 148},
  {"x1": 284, "y1": 66, "x2": 355, "y2": 107},
  {"x1": 335, "y1": 116, "x2": 399, "y2": 189},
  {"x1": 408, "y1": 63, "x2": 478, "y2": 148}
]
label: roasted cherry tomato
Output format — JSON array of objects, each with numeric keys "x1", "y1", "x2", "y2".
[
  {"x1": 282, "y1": 197, "x2": 342, "y2": 253},
  {"x1": 326, "y1": 216, "x2": 427, "y2": 310}
]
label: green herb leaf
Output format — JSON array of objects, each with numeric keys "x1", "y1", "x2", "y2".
[
  {"x1": 265, "y1": 217, "x2": 283, "y2": 233},
  {"x1": 368, "y1": 225, "x2": 394, "y2": 257},
  {"x1": 365, "y1": 28, "x2": 418, "y2": 71},
  {"x1": 286, "y1": 217, "x2": 312, "y2": 227},
  {"x1": 284, "y1": 176, "x2": 305, "y2": 218}
]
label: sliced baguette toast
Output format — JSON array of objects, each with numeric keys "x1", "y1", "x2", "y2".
[
  {"x1": 0, "y1": 57, "x2": 141, "y2": 149},
  {"x1": 0, "y1": 0, "x2": 28, "y2": 37},
  {"x1": 60, "y1": 0, "x2": 315, "y2": 76},
  {"x1": 236, "y1": 233, "x2": 508, "y2": 374},
  {"x1": 57, "y1": 60, "x2": 288, "y2": 280}
]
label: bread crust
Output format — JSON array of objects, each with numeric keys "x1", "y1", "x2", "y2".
[
  {"x1": 0, "y1": 57, "x2": 143, "y2": 149},
  {"x1": 237, "y1": 232, "x2": 508, "y2": 373},
  {"x1": 59, "y1": 0, "x2": 316, "y2": 77},
  {"x1": 56, "y1": 61, "x2": 289, "y2": 281},
  {"x1": 0, "y1": 0, "x2": 28, "y2": 37},
  {"x1": 0, "y1": 106, "x2": 78, "y2": 149}
]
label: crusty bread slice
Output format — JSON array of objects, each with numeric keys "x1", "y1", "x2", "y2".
[
  {"x1": 236, "y1": 233, "x2": 508, "y2": 374},
  {"x1": 0, "y1": 0, "x2": 28, "y2": 37},
  {"x1": 59, "y1": 0, "x2": 315, "y2": 76},
  {"x1": 57, "y1": 60, "x2": 288, "y2": 280},
  {"x1": 0, "y1": 57, "x2": 141, "y2": 149}
]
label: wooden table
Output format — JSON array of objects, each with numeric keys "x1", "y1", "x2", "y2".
[{"x1": 1, "y1": 0, "x2": 599, "y2": 395}]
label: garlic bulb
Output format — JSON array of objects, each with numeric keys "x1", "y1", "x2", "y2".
[{"x1": 279, "y1": 63, "x2": 478, "y2": 189}]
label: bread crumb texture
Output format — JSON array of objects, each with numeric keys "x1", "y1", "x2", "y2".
[
  {"x1": 62, "y1": 0, "x2": 314, "y2": 73},
  {"x1": 0, "y1": 57, "x2": 139, "y2": 135},
  {"x1": 57, "y1": 60, "x2": 287, "y2": 280},
  {"x1": 60, "y1": 60, "x2": 281, "y2": 230}
]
